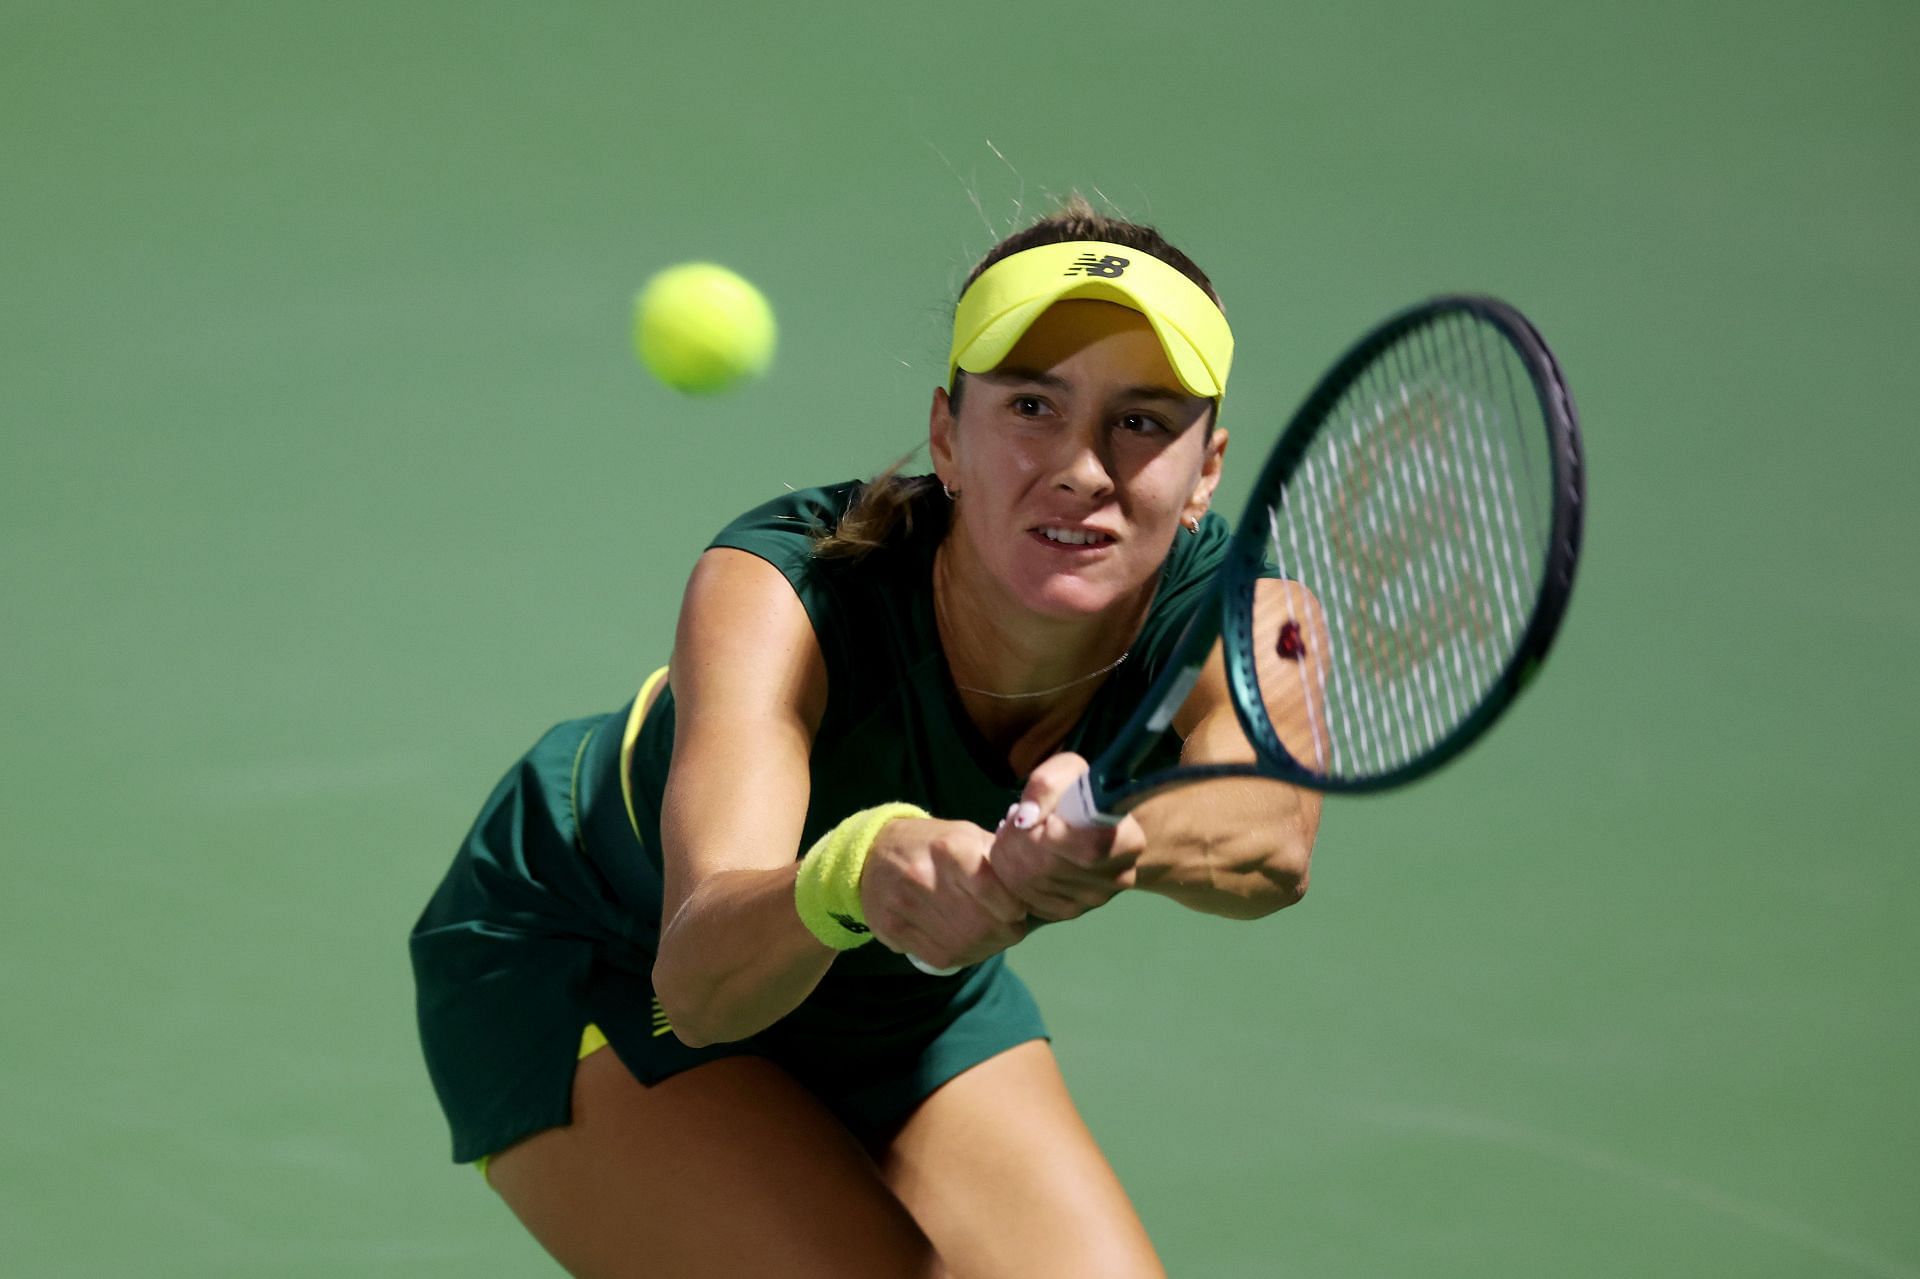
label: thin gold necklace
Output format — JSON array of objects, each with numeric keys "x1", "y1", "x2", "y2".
[
  {"x1": 956, "y1": 649, "x2": 1128, "y2": 699},
  {"x1": 953, "y1": 649, "x2": 1131, "y2": 700},
  {"x1": 933, "y1": 546, "x2": 1130, "y2": 700},
  {"x1": 937, "y1": 585, "x2": 1131, "y2": 699}
]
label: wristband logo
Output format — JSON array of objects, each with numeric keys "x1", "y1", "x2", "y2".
[
  {"x1": 1064, "y1": 253, "x2": 1129, "y2": 279},
  {"x1": 830, "y1": 912, "x2": 870, "y2": 936}
]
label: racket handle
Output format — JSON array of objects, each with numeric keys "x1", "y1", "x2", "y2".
[
  {"x1": 907, "y1": 776, "x2": 1113, "y2": 973},
  {"x1": 1057, "y1": 771, "x2": 1122, "y2": 829}
]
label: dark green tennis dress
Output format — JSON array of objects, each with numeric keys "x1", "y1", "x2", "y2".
[{"x1": 409, "y1": 480, "x2": 1231, "y2": 1163}]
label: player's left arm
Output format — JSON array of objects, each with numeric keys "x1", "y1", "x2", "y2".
[{"x1": 1130, "y1": 580, "x2": 1326, "y2": 919}]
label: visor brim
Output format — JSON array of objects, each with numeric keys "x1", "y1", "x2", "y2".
[{"x1": 951, "y1": 279, "x2": 1227, "y2": 400}]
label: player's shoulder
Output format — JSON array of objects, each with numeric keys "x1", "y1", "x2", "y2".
[
  {"x1": 711, "y1": 479, "x2": 863, "y2": 551},
  {"x1": 702, "y1": 478, "x2": 923, "y2": 652},
  {"x1": 702, "y1": 480, "x2": 860, "y2": 591},
  {"x1": 1158, "y1": 509, "x2": 1232, "y2": 594},
  {"x1": 709, "y1": 477, "x2": 945, "y2": 578},
  {"x1": 1127, "y1": 511, "x2": 1231, "y2": 666}
]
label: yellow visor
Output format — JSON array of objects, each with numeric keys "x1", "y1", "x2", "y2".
[{"x1": 948, "y1": 240, "x2": 1233, "y2": 398}]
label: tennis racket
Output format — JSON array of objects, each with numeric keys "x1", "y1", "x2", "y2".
[{"x1": 1056, "y1": 293, "x2": 1585, "y2": 826}]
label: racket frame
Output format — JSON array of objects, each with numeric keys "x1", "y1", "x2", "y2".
[{"x1": 1075, "y1": 294, "x2": 1585, "y2": 819}]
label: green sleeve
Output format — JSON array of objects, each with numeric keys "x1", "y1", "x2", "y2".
[
  {"x1": 702, "y1": 479, "x2": 865, "y2": 686},
  {"x1": 1129, "y1": 511, "x2": 1232, "y2": 672}
]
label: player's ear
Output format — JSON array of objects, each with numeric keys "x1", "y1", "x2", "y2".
[
  {"x1": 929, "y1": 385, "x2": 959, "y2": 483},
  {"x1": 1185, "y1": 424, "x2": 1227, "y2": 524}
]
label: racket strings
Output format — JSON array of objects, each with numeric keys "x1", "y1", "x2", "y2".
[
  {"x1": 1261, "y1": 312, "x2": 1551, "y2": 780},
  {"x1": 1386, "y1": 338, "x2": 1472, "y2": 745},
  {"x1": 1445, "y1": 324, "x2": 1532, "y2": 657},
  {"x1": 1267, "y1": 509, "x2": 1333, "y2": 773}
]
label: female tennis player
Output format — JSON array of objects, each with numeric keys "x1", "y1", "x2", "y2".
[{"x1": 410, "y1": 196, "x2": 1321, "y2": 1278}]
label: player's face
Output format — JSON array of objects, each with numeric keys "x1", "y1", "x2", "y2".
[{"x1": 931, "y1": 300, "x2": 1226, "y2": 619}]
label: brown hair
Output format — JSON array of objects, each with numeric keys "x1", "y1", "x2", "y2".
[{"x1": 814, "y1": 194, "x2": 1220, "y2": 561}]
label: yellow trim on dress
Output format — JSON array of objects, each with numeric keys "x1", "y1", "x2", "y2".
[
  {"x1": 476, "y1": 1023, "x2": 612, "y2": 1183},
  {"x1": 619, "y1": 666, "x2": 671, "y2": 841}
]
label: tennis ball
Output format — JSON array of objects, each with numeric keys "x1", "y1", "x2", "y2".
[{"x1": 632, "y1": 262, "x2": 776, "y2": 394}]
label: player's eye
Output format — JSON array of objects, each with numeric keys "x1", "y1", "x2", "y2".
[
  {"x1": 1117, "y1": 412, "x2": 1171, "y2": 435},
  {"x1": 1010, "y1": 395, "x2": 1048, "y2": 418}
]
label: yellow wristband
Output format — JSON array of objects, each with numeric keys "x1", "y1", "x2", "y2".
[{"x1": 793, "y1": 803, "x2": 931, "y2": 950}]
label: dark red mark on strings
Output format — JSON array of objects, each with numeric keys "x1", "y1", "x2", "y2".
[{"x1": 1277, "y1": 621, "x2": 1305, "y2": 661}]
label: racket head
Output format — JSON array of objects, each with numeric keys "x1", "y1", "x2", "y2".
[
  {"x1": 1221, "y1": 295, "x2": 1585, "y2": 792},
  {"x1": 1076, "y1": 295, "x2": 1583, "y2": 818}
]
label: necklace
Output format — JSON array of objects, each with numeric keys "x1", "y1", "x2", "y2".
[
  {"x1": 933, "y1": 546, "x2": 1131, "y2": 701},
  {"x1": 953, "y1": 649, "x2": 1131, "y2": 700}
]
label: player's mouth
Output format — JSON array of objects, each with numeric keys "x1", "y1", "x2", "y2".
[{"x1": 1030, "y1": 524, "x2": 1117, "y2": 550}]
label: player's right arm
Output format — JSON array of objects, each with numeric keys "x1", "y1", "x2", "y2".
[
  {"x1": 652, "y1": 549, "x2": 1025, "y2": 1048},
  {"x1": 651, "y1": 549, "x2": 831, "y2": 1048}
]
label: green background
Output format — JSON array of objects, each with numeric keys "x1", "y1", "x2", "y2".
[{"x1": 5, "y1": 2, "x2": 1915, "y2": 1274}]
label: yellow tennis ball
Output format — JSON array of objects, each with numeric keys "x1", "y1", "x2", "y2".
[{"x1": 632, "y1": 262, "x2": 776, "y2": 394}]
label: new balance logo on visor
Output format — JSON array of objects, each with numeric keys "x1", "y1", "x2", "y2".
[{"x1": 1065, "y1": 253, "x2": 1129, "y2": 278}]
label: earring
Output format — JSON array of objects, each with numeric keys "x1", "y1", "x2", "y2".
[
  {"x1": 941, "y1": 481, "x2": 958, "y2": 500},
  {"x1": 1183, "y1": 516, "x2": 1200, "y2": 535}
]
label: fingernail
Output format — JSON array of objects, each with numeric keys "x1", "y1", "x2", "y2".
[{"x1": 1011, "y1": 801, "x2": 1040, "y2": 830}]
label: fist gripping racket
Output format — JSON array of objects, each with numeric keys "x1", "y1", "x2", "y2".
[{"x1": 1057, "y1": 294, "x2": 1586, "y2": 826}]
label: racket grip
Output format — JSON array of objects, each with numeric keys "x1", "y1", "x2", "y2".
[
  {"x1": 907, "y1": 776, "x2": 1112, "y2": 972},
  {"x1": 1057, "y1": 771, "x2": 1122, "y2": 829}
]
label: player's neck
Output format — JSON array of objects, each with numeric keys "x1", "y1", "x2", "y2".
[{"x1": 931, "y1": 539, "x2": 1147, "y2": 758}]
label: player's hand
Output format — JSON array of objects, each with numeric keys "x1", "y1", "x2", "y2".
[
  {"x1": 991, "y1": 753, "x2": 1145, "y2": 922},
  {"x1": 859, "y1": 817, "x2": 1030, "y2": 971}
]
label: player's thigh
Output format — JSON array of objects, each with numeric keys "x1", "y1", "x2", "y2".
[
  {"x1": 487, "y1": 1048, "x2": 942, "y2": 1279},
  {"x1": 877, "y1": 1039, "x2": 1164, "y2": 1279}
]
